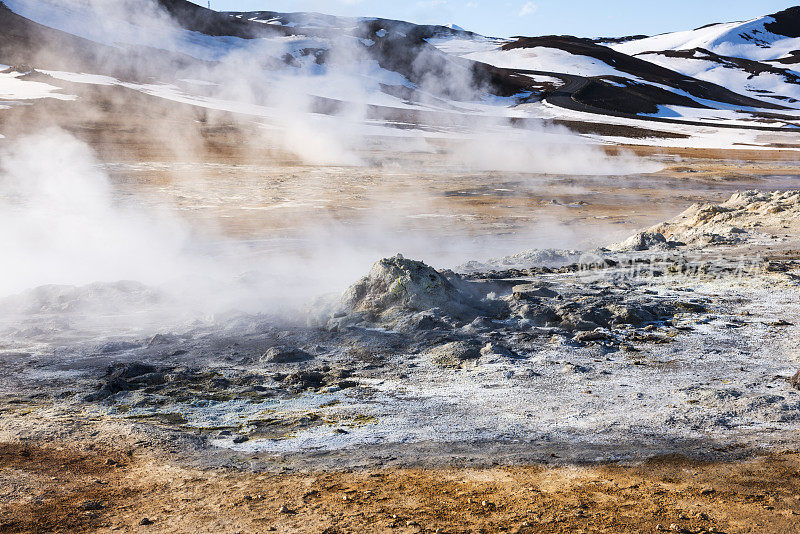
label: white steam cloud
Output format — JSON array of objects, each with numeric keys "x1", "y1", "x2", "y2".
[
  {"x1": 0, "y1": 129, "x2": 196, "y2": 295},
  {"x1": 0, "y1": 0, "x2": 661, "y2": 336},
  {"x1": 0, "y1": 130, "x2": 615, "y2": 315}
]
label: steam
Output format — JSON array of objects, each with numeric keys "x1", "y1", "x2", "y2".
[
  {"x1": 0, "y1": 129, "x2": 231, "y2": 301},
  {"x1": 444, "y1": 129, "x2": 659, "y2": 175},
  {"x1": 0, "y1": 130, "x2": 177, "y2": 292},
  {"x1": 0, "y1": 130, "x2": 615, "y2": 315},
  {"x1": 0, "y1": 0, "x2": 662, "y2": 336},
  {"x1": 4, "y1": 0, "x2": 660, "y2": 173}
]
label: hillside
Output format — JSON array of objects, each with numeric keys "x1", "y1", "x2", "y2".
[{"x1": 0, "y1": 0, "x2": 799, "y2": 152}]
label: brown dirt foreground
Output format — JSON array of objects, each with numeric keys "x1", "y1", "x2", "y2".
[{"x1": 2, "y1": 444, "x2": 800, "y2": 534}]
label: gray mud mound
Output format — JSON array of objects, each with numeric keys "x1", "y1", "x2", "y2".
[
  {"x1": 315, "y1": 254, "x2": 708, "y2": 343},
  {"x1": 610, "y1": 231, "x2": 679, "y2": 252},
  {"x1": 329, "y1": 255, "x2": 496, "y2": 329},
  {"x1": 0, "y1": 281, "x2": 162, "y2": 315},
  {"x1": 458, "y1": 248, "x2": 584, "y2": 273},
  {"x1": 614, "y1": 190, "x2": 800, "y2": 250}
]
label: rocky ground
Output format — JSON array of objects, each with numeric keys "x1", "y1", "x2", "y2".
[
  {"x1": 4, "y1": 439, "x2": 800, "y2": 533},
  {"x1": 2, "y1": 188, "x2": 800, "y2": 532}
]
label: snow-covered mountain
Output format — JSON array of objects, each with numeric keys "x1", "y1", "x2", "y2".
[
  {"x1": 429, "y1": 6, "x2": 800, "y2": 120},
  {"x1": 605, "y1": 7, "x2": 800, "y2": 107},
  {"x1": 0, "y1": 0, "x2": 798, "y2": 151},
  {"x1": 609, "y1": 8, "x2": 800, "y2": 62}
]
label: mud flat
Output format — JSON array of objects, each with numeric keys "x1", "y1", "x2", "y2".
[
  {"x1": 3, "y1": 441, "x2": 800, "y2": 533},
  {"x1": 2, "y1": 190, "x2": 800, "y2": 532}
]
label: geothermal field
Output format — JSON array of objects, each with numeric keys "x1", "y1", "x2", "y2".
[{"x1": 2, "y1": 1, "x2": 800, "y2": 532}]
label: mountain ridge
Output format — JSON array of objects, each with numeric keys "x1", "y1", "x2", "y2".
[{"x1": 0, "y1": 0, "x2": 798, "y2": 148}]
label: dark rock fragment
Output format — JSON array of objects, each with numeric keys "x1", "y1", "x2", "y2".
[{"x1": 261, "y1": 346, "x2": 314, "y2": 364}]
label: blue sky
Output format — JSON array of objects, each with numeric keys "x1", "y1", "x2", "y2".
[{"x1": 193, "y1": 1, "x2": 796, "y2": 38}]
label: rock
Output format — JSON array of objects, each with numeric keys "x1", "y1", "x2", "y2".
[
  {"x1": 278, "y1": 370, "x2": 326, "y2": 390},
  {"x1": 275, "y1": 367, "x2": 354, "y2": 392},
  {"x1": 512, "y1": 284, "x2": 559, "y2": 299},
  {"x1": 574, "y1": 330, "x2": 612, "y2": 343},
  {"x1": 86, "y1": 362, "x2": 162, "y2": 401},
  {"x1": 767, "y1": 319, "x2": 793, "y2": 327},
  {"x1": 83, "y1": 389, "x2": 114, "y2": 402},
  {"x1": 325, "y1": 311, "x2": 367, "y2": 331},
  {"x1": 336, "y1": 380, "x2": 358, "y2": 390},
  {"x1": 108, "y1": 362, "x2": 157, "y2": 380},
  {"x1": 513, "y1": 302, "x2": 561, "y2": 326},
  {"x1": 140, "y1": 518, "x2": 154, "y2": 526},
  {"x1": 395, "y1": 310, "x2": 449, "y2": 331},
  {"x1": 428, "y1": 340, "x2": 482, "y2": 368},
  {"x1": 561, "y1": 363, "x2": 592, "y2": 374},
  {"x1": 98, "y1": 341, "x2": 142, "y2": 354},
  {"x1": 511, "y1": 283, "x2": 704, "y2": 336},
  {"x1": 2, "y1": 64, "x2": 34, "y2": 74},
  {"x1": 480, "y1": 343, "x2": 517, "y2": 360},
  {"x1": 558, "y1": 317, "x2": 601, "y2": 332},
  {"x1": 80, "y1": 501, "x2": 104, "y2": 511},
  {"x1": 261, "y1": 346, "x2": 314, "y2": 364},
  {"x1": 461, "y1": 316, "x2": 495, "y2": 334},
  {"x1": 128, "y1": 372, "x2": 166, "y2": 387},
  {"x1": 612, "y1": 231, "x2": 672, "y2": 251},
  {"x1": 674, "y1": 301, "x2": 707, "y2": 313},
  {"x1": 605, "y1": 303, "x2": 665, "y2": 326},
  {"x1": 147, "y1": 333, "x2": 179, "y2": 346},
  {"x1": 790, "y1": 371, "x2": 800, "y2": 390}
]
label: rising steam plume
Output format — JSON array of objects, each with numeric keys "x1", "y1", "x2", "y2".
[{"x1": 0, "y1": 0, "x2": 660, "y2": 330}]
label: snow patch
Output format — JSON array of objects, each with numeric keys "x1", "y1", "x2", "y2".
[
  {"x1": 464, "y1": 46, "x2": 628, "y2": 78},
  {"x1": 41, "y1": 70, "x2": 118, "y2": 86},
  {"x1": 0, "y1": 72, "x2": 75, "y2": 101},
  {"x1": 635, "y1": 53, "x2": 800, "y2": 108},
  {"x1": 611, "y1": 16, "x2": 800, "y2": 62},
  {"x1": 427, "y1": 36, "x2": 508, "y2": 57}
]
